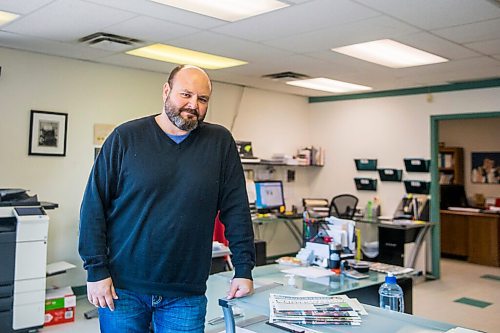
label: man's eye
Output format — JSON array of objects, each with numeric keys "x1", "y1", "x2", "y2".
[
  {"x1": 180, "y1": 92, "x2": 191, "y2": 98},
  {"x1": 199, "y1": 98, "x2": 209, "y2": 104}
]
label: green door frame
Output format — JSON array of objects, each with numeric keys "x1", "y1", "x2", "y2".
[{"x1": 430, "y1": 111, "x2": 500, "y2": 279}]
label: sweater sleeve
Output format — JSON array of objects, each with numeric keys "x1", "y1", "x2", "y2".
[
  {"x1": 218, "y1": 138, "x2": 255, "y2": 280},
  {"x1": 78, "y1": 130, "x2": 122, "y2": 282}
]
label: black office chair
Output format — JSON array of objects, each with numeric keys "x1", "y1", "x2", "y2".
[{"x1": 329, "y1": 194, "x2": 358, "y2": 219}]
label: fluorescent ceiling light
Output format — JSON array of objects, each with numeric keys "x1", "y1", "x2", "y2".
[
  {"x1": 286, "y1": 78, "x2": 372, "y2": 93},
  {"x1": 126, "y1": 43, "x2": 247, "y2": 70},
  {"x1": 0, "y1": 10, "x2": 19, "y2": 26},
  {"x1": 150, "y1": 0, "x2": 288, "y2": 22},
  {"x1": 332, "y1": 39, "x2": 448, "y2": 68}
]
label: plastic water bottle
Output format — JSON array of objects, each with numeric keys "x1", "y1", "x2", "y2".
[{"x1": 378, "y1": 273, "x2": 404, "y2": 312}]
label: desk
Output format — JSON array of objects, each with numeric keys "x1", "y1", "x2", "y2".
[
  {"x1": 356, "y1": 219, "x2": 434, "y2": 270},
  {"x1": 205, "y1": 274, "x2": 457, "y2": 333},
  {"x1": 252, "y1": 216, "x2": 302, "y2": 258},
  {"x1": 441, "y1": 210, "x2": 500, "y2": 266},
  {"x1": 216, "y1": 264, "x2": 413, "y2": 314}
]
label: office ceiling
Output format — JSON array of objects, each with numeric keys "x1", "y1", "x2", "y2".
[{"x1": 1, "y1": 0, "x2": 500, "y2": 97}]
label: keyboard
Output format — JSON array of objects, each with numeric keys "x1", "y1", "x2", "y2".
[{"x1": 276, "y1": 213, "x2": 303, "y2": 219}]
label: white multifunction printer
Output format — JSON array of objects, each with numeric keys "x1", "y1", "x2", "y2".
[{"x1": 0, "y1": 204, "x2": 49, "y2": 333}]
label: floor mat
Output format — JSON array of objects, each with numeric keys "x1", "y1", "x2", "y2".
[
  {"x1": 454, "y1": 297, "x2": 492, "y2": 308},
  {"x1": 480, "y1": 274, "x2": 500, "y2": 282}
]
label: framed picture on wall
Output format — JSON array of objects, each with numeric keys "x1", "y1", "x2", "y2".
[
  {"x1": 29, "y1": 110, "x2": 68, "y2": 156},
  {"x1": 471, "y1": 152, "x2": 500, "y2": 184}
]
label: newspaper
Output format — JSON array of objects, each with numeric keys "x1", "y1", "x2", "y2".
[{"x1": 269, "y1": 294, "x2": 363, "y2": 326}]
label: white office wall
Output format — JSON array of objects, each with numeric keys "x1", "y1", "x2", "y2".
[
  {"x1": 0, "y1": 47, "x2": 311, "y2": 286},
  {"x1": 440, "y1": 117, "x2": 500, "y2": 201},
  {"x1": 307, "y1": 89, "x2": 500, "y2": 216}
]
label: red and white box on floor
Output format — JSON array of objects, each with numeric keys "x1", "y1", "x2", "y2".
[{"x1": 44, "y1": 287, "x2": 76, "y2": 326}]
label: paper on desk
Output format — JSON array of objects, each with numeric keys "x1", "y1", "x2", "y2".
[
  {"x1": 445, "y1": 328, "x2": 483, "y2": 333},
  {"x1": 306, "y1": 276, "x2": 330, "y2": 286},
  {"x1": 348, "y1": 298, "x2": 368, "y2": 315},
  {"x1": 281, "y1": 266, "x2": 335, "y2": 278},
  {"x1": 217, "y1": 327, "x2": 257, "y2": 333},
  {"x1": 46, "y1": 261, "x2": 76, "y2": 275}
]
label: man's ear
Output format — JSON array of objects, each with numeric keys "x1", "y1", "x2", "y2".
[{"x1": 162, "y1": 82, "x2": 171, "y2": 102}]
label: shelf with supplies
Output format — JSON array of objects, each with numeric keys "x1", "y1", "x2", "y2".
[
  {"x1": 237, "y1": 141, "x2": 325, "y2": 168},
  {"x1": 242, "y1": 161, "x2": 324, "y2": 167},
  {"x1": 438, "y1": 146, "x2": 464, "y2": 185}
]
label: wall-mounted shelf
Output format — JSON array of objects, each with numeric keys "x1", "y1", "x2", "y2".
[
  {"x1": 404, "y1": 158, "x2": 430, "y2": 172},
  {"x1": 354, "y1": 177, "x2": 378, "y2": 191},
  {"x1": 354, "y1": 159, "x2": 377, "y2": 171},
  {"x1": 242, "y1": 161, "x2": 323, "y2": 167},
  {"x1": 377, "y1": 168, "x2": 403, "y2": 182},
  {"x1": 404, "y1": 180, "x2": 431, "y2": 195}
]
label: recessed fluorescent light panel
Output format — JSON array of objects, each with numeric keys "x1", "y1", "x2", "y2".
[
  {"x1": 126, "y1": 43, "x2": 247, "y2": 70},
  {"x1": 286, "y1": 78, "x2": 372, "y2": 93},
  {"x1": 150, "y1": 0, "x2": 288, "y2": 22},
  {"x1": 332, "y1": 39, "x2": 448, "y2": 68},
  {"x1": 0, "y1": 10, "x2": 19, "y2": 26}
]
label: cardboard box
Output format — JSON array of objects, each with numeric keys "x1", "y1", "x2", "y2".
[{"x1": 44, "y1": 287, "x2": 76, "y2": 326}]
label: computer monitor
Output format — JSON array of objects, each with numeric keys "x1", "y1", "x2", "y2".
[
  {"x1": 254, "y1": 180, "x2": 285, "y2": 213},
  {"x1": 440, "y1": 184, "x2": 469, "y2": 209}
]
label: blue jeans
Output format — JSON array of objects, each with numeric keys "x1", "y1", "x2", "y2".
[{"x1": 98, "y1": 288, "x2": 207, "y2": 333}]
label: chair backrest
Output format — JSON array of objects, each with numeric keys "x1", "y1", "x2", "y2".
[{"x1": 329, "y1": 194, "x2": 359, "y2": 219}]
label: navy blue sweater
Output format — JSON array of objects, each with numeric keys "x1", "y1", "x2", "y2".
[{"x1": 79, "y1": 116, "x2": 255, "y2": 297}]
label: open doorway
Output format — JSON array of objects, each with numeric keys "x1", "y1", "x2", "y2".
[{"x1": 430, "y1": 112, "x2": 500, "y2": 278}]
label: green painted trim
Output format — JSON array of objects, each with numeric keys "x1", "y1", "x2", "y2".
[
  {"x1": 430, "y1": 117, "x2": 440, "y2": 279},
  {"x1": 430, "y1": 111, "x2": 500, "y2": 121},
  {"x1": 429, "y1": 111, "x2": 500, "y2": 279},
  {"x1": 309, "y1": 78, "x2": 500, "y2": 103}
]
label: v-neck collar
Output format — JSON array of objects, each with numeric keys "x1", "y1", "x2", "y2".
[{"x1": 150, "y1": 115, "x2": 202, "y2": 147}]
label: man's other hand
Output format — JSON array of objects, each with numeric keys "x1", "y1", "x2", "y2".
[
  {"x1": 227, "y1": 278, "x2": 254, "y2": 299},
  {"x1": 87, "y1": 277, "x2": 118, "y2": 311}
]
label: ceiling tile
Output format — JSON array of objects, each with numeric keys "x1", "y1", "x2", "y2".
[
  {"x1": 0, "y1": 31, "x2": 113, "y2": 60},
  {"x1": 4, "y1": 0, "x2": 136, "y2": 42},
  {"x1": 393, "y1": 56, "x2": 500, "y2": 84},
  {"x1": 0, "y1": 0, "x2": 54, "y2": 14},
  {"x1": 432, "y1": 18, "x2": 500, "y2": 44},
  {"x1": 355, "y1": 0, "x2": 500, "y2": 30},
  {"x1": 97, "y1": 52, "x2": 176, "y2": 74},
  {"x1": 83, "y1": 0, "x2": 226, "y2": 29},
  {"x1": 263, "y1": 15, "x2": 420, "y2": 53},
  {"x1": 396, "y1": 32, "x2": 480, "y2": 60},
  {"x1": 212, "y1": 0, "x2": 379, "y2": 42},
  {"x1": 465, "y1": 38, "x2": 500, "y2": 55},
  {"x1": 166, "y1": 31, "x2": 292, "y2": 64},
  {"x1": 105, "y1": 16, "x2": 199, "y2": 43}
]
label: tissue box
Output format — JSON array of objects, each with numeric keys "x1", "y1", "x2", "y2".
[{"x1": 44, "y1": 287, "x2": 76, "y2": 326}]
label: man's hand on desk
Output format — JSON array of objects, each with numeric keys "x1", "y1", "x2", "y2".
[{"x1": 227, "y1": 278, "x2": 254, "y2": 299}]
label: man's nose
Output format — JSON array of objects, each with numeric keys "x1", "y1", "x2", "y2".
[{"x1": 186, "y1": 95, "x2": 198, "y2": 109}]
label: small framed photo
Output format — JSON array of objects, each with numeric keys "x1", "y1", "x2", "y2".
[{"x1": 29, "y1": 110, "x2": 68, "y2": 156}]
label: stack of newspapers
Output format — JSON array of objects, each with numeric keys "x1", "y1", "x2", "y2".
[{"x1": 269, "y1": 294, "x2": 364, "y2": 326}]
